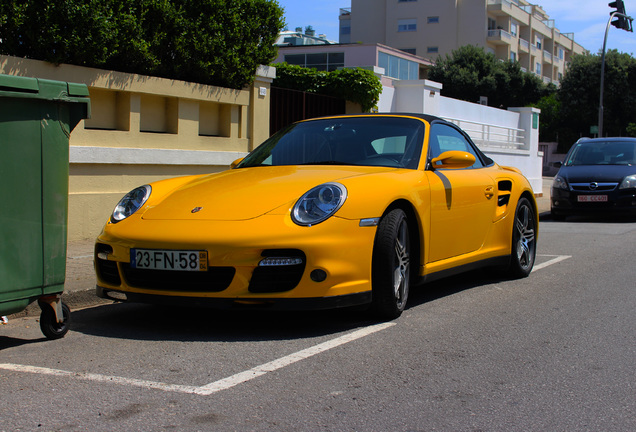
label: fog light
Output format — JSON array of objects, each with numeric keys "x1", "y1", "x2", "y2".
[
  {"x1": 259, "y1": 257, "x2": 304, "y2": 266},
  {"x1": 310, "y1": 269, "x2": 327, "y2": 282}
]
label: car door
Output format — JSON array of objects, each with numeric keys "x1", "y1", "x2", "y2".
[{"x1": 424, "y1": 122, "x2": 497, "y2": 263}]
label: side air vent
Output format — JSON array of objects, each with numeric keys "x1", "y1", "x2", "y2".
[{"x1": 495, "y1": 180, "x2": 513, "y2": 219}]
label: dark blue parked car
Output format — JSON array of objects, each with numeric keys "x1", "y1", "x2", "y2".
[{"x1": 551, "y1": 137, "x2": 636, "y2": 220}]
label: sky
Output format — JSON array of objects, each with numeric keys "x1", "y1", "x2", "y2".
[{"x1": 276, "y1": 0, "x2": 636, "y2": 56}]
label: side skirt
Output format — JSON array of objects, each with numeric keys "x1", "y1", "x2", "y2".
[{"x1": 417, "y1": 255, "x2": 511, "y2": 285}]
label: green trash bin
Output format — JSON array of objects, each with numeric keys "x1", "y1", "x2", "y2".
[{"x1": 0, "y1": 73, "x2": 90, "y2": 339}]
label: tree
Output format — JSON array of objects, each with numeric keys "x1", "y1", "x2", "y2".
[
  {"x1": 559, "y1": 50, "x2": 636, "y2": 146},
  {"x1": 533, "y1": 93, "x2": 561, "y2": 143},
  {"x1": 427, "y1": 45, "x2": 552, "y2": 109},
  {"x1": 0, "y1": 0, "x2": 285, "y2": 89}
]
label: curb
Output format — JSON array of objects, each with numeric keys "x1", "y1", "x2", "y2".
[{"x1": 7, "y1": 289, "x2": 111, "y2": 320}]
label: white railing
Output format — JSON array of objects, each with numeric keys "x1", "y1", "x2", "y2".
[
  {"x1": 488, "y1": 29, "x2": 512, "y2": 40},
  {"x1": 443, "y1": 117, "x2": 527, "y2": 150}
]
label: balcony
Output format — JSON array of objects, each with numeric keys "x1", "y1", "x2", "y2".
[
  {"x1": 487, "y1": 29, "x2": 512, "y2": 45},
  {"x1": 339, "y1": 8, "x2": 351, "y2": 16},
  {"x1": 487, "y1": 0, "x2": 530, "y2": 23},
  {"x1": 543, "y1": 50, "x2": 553, "y2": 63},
  {"x1": 519, "y1": 38, "x2": 530, "y2": 53}
]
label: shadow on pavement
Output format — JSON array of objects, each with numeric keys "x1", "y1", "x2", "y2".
[{"x1": 63, "y1": 269, "x2": 500, "y2": 343}]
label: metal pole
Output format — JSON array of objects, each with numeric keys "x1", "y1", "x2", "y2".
[{"x1": 598, "y1": 13, "x2": 615, "y2": 138}]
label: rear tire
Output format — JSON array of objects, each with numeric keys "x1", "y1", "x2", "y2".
[
  {"x1": 371, "y1": 209, "x2": 411, "y2": 320},
  {"x1": 509, "y1": 197, "x2": 537, "y2": 278}
]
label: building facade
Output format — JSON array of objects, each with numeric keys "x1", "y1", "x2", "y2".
[
  {"x1": 274, "y1": 42, "x2": 433, "y2": 84},
  {"x1": 1, "y1": 55, "x2": 274, "y2": 241},
  {"x1": 340, "y1": 0, "x2": 587, "y2": 86}
]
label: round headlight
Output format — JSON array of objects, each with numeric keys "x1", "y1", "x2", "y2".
[
  {"x1": 619, "y1": 175, "x2": 636, "y2": 189},
  {"x1": 111, "y1": 185, "x2": 152, "y2": 223},
  {"x1": 552, "y1": 176, "x2": 568, "y2": 190},
  {"x1": 292, "y1": 183, "x2": 347, "y2": 226}
]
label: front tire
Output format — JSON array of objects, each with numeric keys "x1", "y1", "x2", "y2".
[
  {"x1": 371, "y1": 209, "x2": 411, "y2": 320},
  {"x1": 509, "y1": 197, "x2": 537, "y2": 278}
]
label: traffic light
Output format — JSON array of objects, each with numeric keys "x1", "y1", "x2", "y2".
[{"x1": 609, "y1": 0, "x2": 632, "y2": 31}]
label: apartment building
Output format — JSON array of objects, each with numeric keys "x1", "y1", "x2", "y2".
[{"x1": 340, "y1": 0, "x2": 587, "y2": 85}]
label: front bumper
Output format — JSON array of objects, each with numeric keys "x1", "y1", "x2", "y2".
[
  {"x1": 96, "y1": 286, "x2": 372, "y2": 310},
  {"x1": 95, "y1": 215, "x2": 377, "y2": 308},
  {"x1": 551, "y1": 187, "x2": 636, "y2": 216}
]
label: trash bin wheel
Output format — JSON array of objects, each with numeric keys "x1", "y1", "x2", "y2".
[{"x1": 39, "y1": 302, "x2": 71, "y2": 340}]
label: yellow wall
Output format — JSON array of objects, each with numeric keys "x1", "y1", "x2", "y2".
[{"x1": 0, "y1": 55, "x2": 275, "y2": 240}]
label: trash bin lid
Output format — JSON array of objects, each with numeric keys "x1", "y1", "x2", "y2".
[{"x1": 0, "y1": 74, "x2": 90, "y2": 101}]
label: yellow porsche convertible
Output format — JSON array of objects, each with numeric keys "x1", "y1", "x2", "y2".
[{"x1": 95, "y1": 113, "x2": 537, "y2": 319}]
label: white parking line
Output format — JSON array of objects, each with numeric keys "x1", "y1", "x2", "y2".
[
  {"x1": 0, "y1": 322, "x2": 395, "y2": 396},
  {"x1": 533, "y1": 254, "x2": 572, "y2": 272}
]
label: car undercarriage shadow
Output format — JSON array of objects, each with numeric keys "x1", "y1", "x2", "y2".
[
  {"x1": 540, "y1": 211, "x2": 636, "y2": 223},
  {"x1": 63, "y1": 268, "x2": 501, "y2": 343},
  {"x1": 67, "y1": 300, "x2": 379, "y2": 343},
  {"x1": 406, "y1": 268, "x2": 502, "y2": 310}
]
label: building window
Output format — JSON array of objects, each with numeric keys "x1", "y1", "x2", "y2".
[
  {"x1": 558, "y1": 72, "x2": 563, "y2": 81},
  {"x1": 510, "y1": 51, "x2": 517, "y2": 62},
  {"x1": 398, "y1": 0, "x2": 417, "y2": 2},
  {"x1": 284, "y1": 52, "x2": 345, "y2": 72},
  {"x1": 398, "y1": 19, "x2": 417, "y2": 32},
  {"x1": 510, "y1": 22, "x2": 518, "y2": 37},
  {"x1": 400, "y1": 48, "x2": 417, "y2": 55},
  {"x1": 379, "y1": 51, "x2": 420, "y2": 80},
  {"x1": 488, "y1": 18, "x2": 496, "y2": 31},
  {"x1": 558, "y1": 48, "x2": 564, "y2": 59},
  {"x1": 536, "y1": 62, "x2": 541, "y2": 74},
  {"x1": 427, "y1": 16, "x2": 439, "y2": 24},
  {"x1": 427, "y1": 46, "x2": 439, "y2": 54},
  {"x1": 535, "y1": 36, "x2": 542, "y2": 50}
]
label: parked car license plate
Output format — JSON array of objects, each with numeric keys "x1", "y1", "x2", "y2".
[
  {"x1": 578, "y1": 195, "x2": 608, "y2": 202},
  {"x1": 131, "y1": 249, "x2": 208, "y2": 271}
]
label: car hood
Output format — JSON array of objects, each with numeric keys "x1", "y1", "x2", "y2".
[
  {"x1": 141, "y1": 165, "x2": 396, "y2": 221},
  {"x1": 558, "y1": 165, "x2": 636, "y2": 183}
]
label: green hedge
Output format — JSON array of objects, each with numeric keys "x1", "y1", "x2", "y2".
[
  {"x1": 273, "y1": 63, "x2": 383, "y2": 112},
  {"x1": 0, "y1": 0, "x2": 284, "y2": 90}
]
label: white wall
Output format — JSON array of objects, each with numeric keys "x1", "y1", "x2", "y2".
[{"x1": 385, "y1": 79, "x2": 543, "y2": 194}]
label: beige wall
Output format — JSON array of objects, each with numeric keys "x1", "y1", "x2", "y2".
[
  {"x1": 0, "y1": 55, "x2": 274, "y2": 240},
  {"x1": 349, "y1": 0, "x2": 586, "y2": 85}
]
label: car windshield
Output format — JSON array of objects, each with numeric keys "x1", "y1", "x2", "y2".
[
  {"x1": 237, "y1": 117, "x2": 426, "y2": 169},
  {"x1": 565, "y1": 141, "x2": 636, "y2": 166}
]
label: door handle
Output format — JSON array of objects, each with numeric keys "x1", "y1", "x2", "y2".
[{"x1": 484, "y1": 186, "x2": 494, "y2": 199}]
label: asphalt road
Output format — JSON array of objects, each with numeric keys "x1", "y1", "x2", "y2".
[{"x1": 1, "y1": 214, "x2": 635, "y2": 432}]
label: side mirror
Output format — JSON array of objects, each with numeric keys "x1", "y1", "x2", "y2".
[
  {"x1": 431, "y1": 151, "x2": 476, "y2": 170},
  {"x1": 230, "y1": 158, "x2": 244, "y2": 169},
  {"x1": 553, "y1": 161, "x2": 563, "y2": 168}
]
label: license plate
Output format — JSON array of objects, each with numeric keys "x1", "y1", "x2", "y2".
[
  {"x1": 131, "y1": 249, "x2": 208, "y2": 271},
  {"x1": 578, "y1": 195, "x2": 608, "y2": 202}
]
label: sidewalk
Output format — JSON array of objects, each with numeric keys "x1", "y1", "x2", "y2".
[{"x1": 15, "y1": 177, "x2": 553, "y2": 316}]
